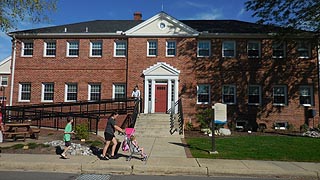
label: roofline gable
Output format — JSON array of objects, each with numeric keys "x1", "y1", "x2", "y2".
[
  {"x1": 125, "y1": 12, "x2": 199, "y2": 36},
  {"x1": 143, "y1": 62, "x2": 180, "y2": 76}
]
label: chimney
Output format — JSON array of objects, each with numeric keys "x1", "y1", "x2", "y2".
[{"x1": 134, "y1": 12, "x2": 142, "y2": 20}]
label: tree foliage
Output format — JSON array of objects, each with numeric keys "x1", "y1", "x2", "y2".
[
  {"x1": 0, "y1": 0, "x2": 57, "y2": 32},
  {"x1": 245, "y1": 0, "x2": 320, "y2": 32}
]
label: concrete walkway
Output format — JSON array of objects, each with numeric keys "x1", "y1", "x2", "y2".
[{"x1": 0, "y1": 135, "x2": 319, "y2": 179}]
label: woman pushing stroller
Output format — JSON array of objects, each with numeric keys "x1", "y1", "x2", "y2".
[{"x1": 100, "y1": 111, "x2": 125, "y2": 160}]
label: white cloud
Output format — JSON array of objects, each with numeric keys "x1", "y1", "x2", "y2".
[
  {"x1": 188, "y1": 8, "x2": 223, "y2": 20},
  {"x1": 185, "y1": 1, "x2": 207, "y2": 8},
  {"x1": 237, "y1": 8, "x2": 246, "y2": 17}
]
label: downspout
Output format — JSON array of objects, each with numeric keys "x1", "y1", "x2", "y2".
[
  {"x1": 9, "y1": 35, "x2": 16, "y2": 106},
  {"x1": 317, "y1": 38, "x2": 320, "y2": 127}
]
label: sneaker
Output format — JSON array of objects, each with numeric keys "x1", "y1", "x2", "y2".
[
  {"x1": 141, "y1": 155, "x2": 148, "y2": 161},
  {"x1": 100, "y1": 154, "x2": 109, "y2": 160},
  {"x1": 109, "y1": 155, "x2": 119, "y2": 159},
  {"x1": 61, "y1": 154, "x2": 68, "y2": 159}
]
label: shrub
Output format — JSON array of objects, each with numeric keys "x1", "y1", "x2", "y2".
[
  {"x1": 185, "y1": 122, "x2": 194, "y2": 131},
  {"x1": 27, "y1": 142, "x2": 38, "y2": 149},
  {"x1": 75, "y1": 123, "x2": 89, "y2": 140},
  {"x1": 300, "y1": 124, "x2": 309, "y2": 132},
  {"x1": 196, "y1": 108, "x2": 213, "y2": 129}
]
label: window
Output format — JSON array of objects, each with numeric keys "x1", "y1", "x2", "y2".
[
  {"x1": 44, "y1": 41, "x2": 56, "y2": 57},
  {"x1": 297, "y1": 41, "x2": 311, "y2": 58},
  {"x1": 90, "y1": 41, "x2": 102, "y2": 57},
  {"x1": 19, "y1": 83, "x2": 31, "y2": 102},
  {"x1": 197, "y1": 40, "x2": 210, "y2": 57},
  {"x1": 1, "y1": 76, "x2": 8, "y2": 86},
  {"x1": 114, "y1": 40, "x2": 127, "y2": 57},
  {"x1": 222, "y1": 41, "x2": 236, "y2": 57},
  {"x1": 197, "y1": 84, "x2": 210, "y2": 104},
  {"x1": 65, "y1": 83, "x2": 77, "y2": 102},
  {"x1": 42, "y1": 83, "x2": 54, "y2": 102},
  {"x1": 67, "y1": 41, "x2": 79, "y2": 57},
  {"x1": 272, "y1": 42, "x2": 286, "y2": 58},
  {"x1": 300, "y1": 86, "x2": 313, "y2": 106},
  {"x1": 248, "y1": 85, "x2": 261, "y2": 105},
  {"x1": 89, "y1": 84, "x2": 101, "y2": 101},
  {"x1": 222, "y1": 85, "x2": 236, "y2": 104},
  {"x1": 166, "y1": 41, "x2": 176, "y2": 56},
  {"x1": 113, "y1": 84, "x2": 126, "y2": 99},
  {"x1": 247, "y1": 41, "x2": 260, "y2": 58},
  {"x1": 22, "y1": 41, "x2": 33, "y2": 56},
  {"x1": 273, "y1": 85, "x2": 287, "y2": 105},
  {"x1": 147, "y1": 40, "x2": 158, "y2": 56}
]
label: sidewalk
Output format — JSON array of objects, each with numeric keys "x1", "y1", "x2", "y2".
[{"x1": 0, "y1": 136, "x2": 319, "y2": 179}]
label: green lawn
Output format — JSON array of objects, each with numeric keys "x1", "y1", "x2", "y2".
[{"x1": 186, "y1": 135, "x2": 320, "y2": 162}]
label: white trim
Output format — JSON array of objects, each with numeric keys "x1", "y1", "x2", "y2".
[
  {"x1": 125, "y1": 12, "x2": 199, "y2": 36},
  {"x1": 21, "y1": 41, "x2": 33, "y2": 57},
  {"x1": 43, "y1": 40, "x2": 56, "y2": 57},
  {"x1": 18, "y1": 83, "x2": 31, "y2": 102},
  {"x1": 222, "y1": 40, "x2": 236, "y2": 58},
  {"x1": 90, "y1": 41, "x2": 102, "y2": 57},
  {"x1": 41, "y1": 83, "x2": 54, "y2": 102},
  {"x1": 114, "y1": 40, "x2": 127, "y2": 57},
  {"x1": 143, "y1": 62, "x2": 180, "y2": 113},
  {"x1": 67, "y1": 41, "x2": 79, "y2": 57}
]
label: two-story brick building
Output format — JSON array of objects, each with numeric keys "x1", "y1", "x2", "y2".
[{"x1": 8, "y1": 12, "x2": 320, "y2": 131}]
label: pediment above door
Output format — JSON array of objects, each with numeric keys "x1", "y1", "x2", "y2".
[{"x1": 143, "y1": 62, "x2": 180, "y2": 76}]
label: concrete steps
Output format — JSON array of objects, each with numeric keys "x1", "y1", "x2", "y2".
[{"x1": 134, "y1": 114, "x2": 183, "y2": 138}]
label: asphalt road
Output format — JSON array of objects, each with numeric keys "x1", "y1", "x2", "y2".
[{"x1": 0, "y1": 171, "x2": 291, "y2": 180}]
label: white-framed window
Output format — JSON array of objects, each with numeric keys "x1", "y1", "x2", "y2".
[
  {"x1": 113, "y1": 84, "x2": 126, "y2": 99},
  {"x1": 22, "y1": 41, "x2": 33, "y2": 57},
  {"x1": 300, "y1": 85, "x2": 313, "y2": 106},
  {"x1": 197, "y1": 84, "x2": 210, "y2": 104},
  {"x1": 222, "y1": 41, "x2": 236, "y2": 57},
  {"x1": 89, "y1": 83, "x2": 101, "y2": 101},
  {"x1": 147, "y1": 40, "x2": 158, "y2": 56},
  {"x1": 247, "y1": 41, "x2": 260, "y2": 58},
  {"x1": 18, "y1": 83, "x2": 31, "y2": 102},
  {"x1": 166, "y1": 40, "x2": 176, "y2": 57},
  {"x1": 65, "y1": 83, "x2": 77, "y2": 102},
  {"x1": 44, "y1": 41, "x2": 56, "y2": 57},
  {"x1": 90, "y1": 41, "x2": 102, "y2": 57},
  {"x1": 114, "y1": 40, "x2": 127, "y2": 57},
  {"x1": 272, "y1": 42, "x2": 286, "y2": 58},
  {"x1": 0, "y1": 76, "x2": 8, "y2": 86},
  {"x1": 197, "y1": 40, "x2": 210, "y2": 57},
  {"x1": 222, "y1": 85, "x2": 236, "y2": 104},
  {"x1": 248, "y1": 85, "x2": 261, "y2": 105},
  {"x1": 41, "y1": 83, "x2": 54, "y2": 102},
  {"x1": 297, "y1": 41, "x2": 311, "y2": 58},
  {"x1": 67, "y1": 41, "x2": 79, "y2": 57},
  {"x1": 273, "y1": 85, "x2": 287, "y2": 106}
]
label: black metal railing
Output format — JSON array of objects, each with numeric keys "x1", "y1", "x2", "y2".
[
  {"x1": 120, "y1": 99, "x2": 141, "y2": 129},
  {"x1": 2, "y1": 98, "x2": 137, "y2": 134},
  {"x1": 168, "y1": 98, "x2": 184, "y2": 135}
]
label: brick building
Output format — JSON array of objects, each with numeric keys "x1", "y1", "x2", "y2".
[{"x1": 8, "y1": 12, "x2": 320, "y2": 131}]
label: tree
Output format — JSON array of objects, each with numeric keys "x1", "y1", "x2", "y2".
[
  {"x1": 0, "y1": 0, "x2": 57, "y2": 32},
  {"x1": 245, "y1": 0, "x2": 320, "y2": 32}
]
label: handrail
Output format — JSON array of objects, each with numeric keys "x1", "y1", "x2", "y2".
[
  {"x1": 3, "y1": 98, "x2": 137, "y2": 134},
  {"x1": 168, "y1": 98, "x2": 184, "y2": 135}
]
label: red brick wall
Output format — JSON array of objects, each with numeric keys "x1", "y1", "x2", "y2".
[{"x1": 11, "y1": 36, "x2": 320, "y2": 131}]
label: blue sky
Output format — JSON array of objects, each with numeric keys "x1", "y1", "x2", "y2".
[{"x1": 0, "y1": 0, "x2": 256, "y2": 60}]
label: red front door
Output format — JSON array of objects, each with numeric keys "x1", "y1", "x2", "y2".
[{"x1": 155, "y1": 84, "x2": 167, "y2": 113}]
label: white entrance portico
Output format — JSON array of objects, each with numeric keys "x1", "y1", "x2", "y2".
[{"x1": 143, "y1": 62, "x2": 180, "y2": 113}]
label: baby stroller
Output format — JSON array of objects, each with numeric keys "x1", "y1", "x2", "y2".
[{"x1": 123, "y1": 128, "x2": 148, "y2": 161}]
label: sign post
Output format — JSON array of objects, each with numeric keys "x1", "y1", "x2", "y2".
[{"x1": 209, "y1": 103, "x2": 227, "y2": 154}]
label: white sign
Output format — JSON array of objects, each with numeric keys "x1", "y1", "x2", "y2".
[{"x1": 212, "y1": 103, "x2": 227, "y2": 124}]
